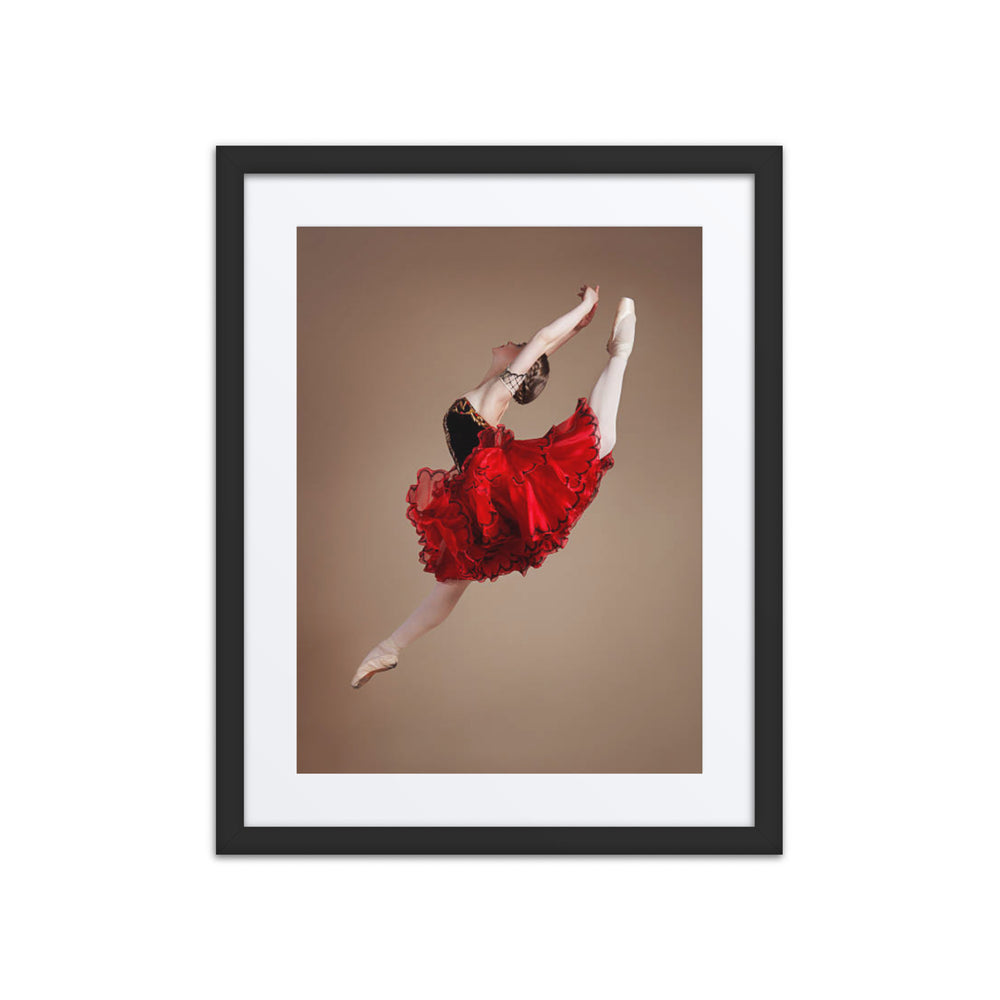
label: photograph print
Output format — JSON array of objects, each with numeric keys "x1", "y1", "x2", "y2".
[{"x1": 296, "y1": 225, "x2": 703, "y2": 775}]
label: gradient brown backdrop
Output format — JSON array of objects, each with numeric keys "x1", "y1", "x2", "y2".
[{"x1": 297, "y1": 227, "x2": 702, "y2": 773}]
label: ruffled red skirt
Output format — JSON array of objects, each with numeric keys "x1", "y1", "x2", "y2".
[{"x1": 406, "y1": 397, "x2": 614, "y2": 582}]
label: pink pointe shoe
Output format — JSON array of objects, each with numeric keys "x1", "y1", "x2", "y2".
[
  {"x1": 607, "y1": 297, "x2": 636, "y2": 359},
  {"x1": 351, "y1": 637, "x2": 402, "y2": 689}
]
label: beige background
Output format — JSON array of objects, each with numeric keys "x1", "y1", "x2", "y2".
[{"x1": 297, "y1": 227, "x2": 702, "y2": 773}]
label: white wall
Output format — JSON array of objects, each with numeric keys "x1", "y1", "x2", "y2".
[{"x1": 2, "y1": 2, "x2": 997, "y2": 997}]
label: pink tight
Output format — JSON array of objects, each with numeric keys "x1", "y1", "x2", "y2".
[
  {"x1": 389, "y1": 578, "x2": 473, "y2": 650},
  {"x1": 588, "y1": 311, "x2": 634, "y2": 459}
]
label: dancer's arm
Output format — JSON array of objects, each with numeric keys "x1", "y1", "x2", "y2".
[
  {"x1": 537, "y1": 284, "x2": 600, "y2": 356},
  {"x1": 509, "y1": 285, "x2": 600, "y2": 372}
]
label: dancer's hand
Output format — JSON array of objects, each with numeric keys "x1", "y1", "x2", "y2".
[
  {"x1": 575, "y1": 284, "x2": 600, "y2": 329},
  {"x1": 578, "y1": 284, "x2": 600, "y2": 309}
]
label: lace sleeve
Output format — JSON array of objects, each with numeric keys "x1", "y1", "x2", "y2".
[{"x1": 498, "y1": 367, "x2": 527, "y2": 397}]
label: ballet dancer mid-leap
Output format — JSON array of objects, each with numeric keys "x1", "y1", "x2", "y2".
[{"x1": 351, "y1": 284, "x2": 636, "y2": 688}]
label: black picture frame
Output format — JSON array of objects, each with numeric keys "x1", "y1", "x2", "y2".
[{"x1": 216, "y1": 145, "x2": 782, "y2": 855}]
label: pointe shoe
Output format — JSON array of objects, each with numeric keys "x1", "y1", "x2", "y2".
[
  {"x1": 607, "y1": 297, "x2": 636, "y2": 358},
  {"x1": 351, "y1": 638, "x2": 402, "y2": 689}
]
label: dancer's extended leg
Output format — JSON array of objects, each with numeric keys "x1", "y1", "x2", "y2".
[
  {"x1": 351, "y1": 579, "x2": 472, "y2": 688},
  {"x1": 589, "y1": 298, "x2": 636, "y2": 459}
]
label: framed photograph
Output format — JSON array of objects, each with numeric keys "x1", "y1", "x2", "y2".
[{"x1": 216, "y1": 145, "x2": 782, "y2": 854}]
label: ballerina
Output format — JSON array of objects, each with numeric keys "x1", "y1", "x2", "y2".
[{"x1": 351, "y1": 284, "x2": 636, "y2": 688}]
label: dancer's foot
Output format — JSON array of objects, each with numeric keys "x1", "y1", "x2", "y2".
[
  {"x1": 351, "y1": 637, "x2": 402, "y2": 689},
  {"x1": 607, "y1": 297, "x2": 636, "y2": 359}
]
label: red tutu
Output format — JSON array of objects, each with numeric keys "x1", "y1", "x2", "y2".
[{"x1": 406, "y1": 397, "x2": 615, "y2": 582}]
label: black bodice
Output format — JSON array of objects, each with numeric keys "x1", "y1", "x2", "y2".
[{"x1": 443, "y1": 397, "x2": 492, "y2": 469}]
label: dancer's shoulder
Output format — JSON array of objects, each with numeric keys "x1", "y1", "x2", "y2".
[{"x1": 462, "y1": 380, "x2": 511, "y2": 427}]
